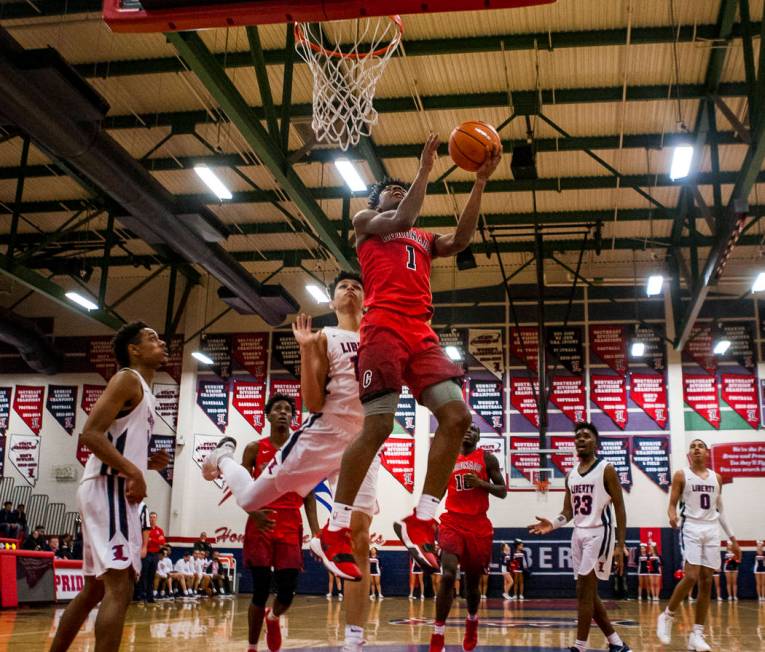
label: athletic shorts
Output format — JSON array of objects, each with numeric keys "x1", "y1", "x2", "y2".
[
  {"x1": 78, "y1": 476, "x2": 143, "y2": 579},
  {"x1": 245, "y1": 529, "x2": 303, "y2": 570},
  {"x1": 571, "y1": 526, "x2": 614, "y2": 581},
  {"x1": 357, "y1": 309, "x2": 464, "y2": 403},
  {"x1": 438, "y1": 518, "x2": 493, "y2": 575},
  {"x1": 680, "y1": 520, "x2": 720, "y2": 570}
]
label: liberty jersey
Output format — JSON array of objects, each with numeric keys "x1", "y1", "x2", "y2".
[
  {"x1": 357, "y1": 228, "x2": 436, "y2": 319},
  {"x1": 680, "y1": 467, "x2": 719, "y2": 522},
  {"x1": 322, "y1": 327, "x2": 363, "y2": 424},
  {"x1": 567, "y1": 459, "x2": 614, "y2": 529}
]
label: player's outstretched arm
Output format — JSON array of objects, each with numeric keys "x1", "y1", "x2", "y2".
[
  {"x1": 528, "y1": 481, "x2": 573, "y2": 534},
  {"x1": 79, "y1": 370, "x2": 146, "y2": 502},
  {"x1": 716, "y1": 473, "x2": 740, "y2": 559},
  {"x1": 667, "y1": 469, "x2": 685, "y2": 529},
  {"x1": 292, "y1": 313, "x2": 330, "y2": 413},
  {"x1": 604, "y1": 464, "x2": 627, "y2": 574}
]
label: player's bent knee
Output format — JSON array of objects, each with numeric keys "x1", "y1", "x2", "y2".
[{"x1": 274, "y1": 569, "x2": 299, "y2": 607}]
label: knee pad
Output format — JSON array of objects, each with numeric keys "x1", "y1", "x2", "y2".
[
  {"x1": 249, "y1": 566, "x2": 272, "y2": 607},
  {"x1": 362, "y1": 391, "x2": 399, "y2": 417},
  {"x1": 421, "y1": 380, "x2": 463, "y2": 413},
  {"x1": 274, "y1": 568, "x2": 299, "y2": 607}
]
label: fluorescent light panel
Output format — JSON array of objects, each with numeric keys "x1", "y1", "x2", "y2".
[
  {"x1": 631, "y1": 341, "x2": 645, "y2": 357},
  {"x1": 334, "y1": 158, "x2": 367, "y2": 192},
  {"x1": 65, "y1": 291, "x2": 98, "y2": 311},
  {"x1": 191, "y1": 351, "x2": 215, "y2": 365},
  {"x1": 445, "y1": 345, "x2": 462, "y2": 361},
  {"x1": 670, "y1": 145, "x2": 694, "y2": 181},
  {"x1": 646, "y1": 275, "x2": 664, "y2": 297},
  {"x1": 713, "y1": 339, "x2": 731, "y2": 355},
  {"x1": 306, "y1": 284, "x2": 330, "y2": 303},
  {"x1": 752, "y1": 272, "x2": 765, "y2": 293},
  {"x1": 194, "y1": 165, "x2": 232, "y2": 200}
]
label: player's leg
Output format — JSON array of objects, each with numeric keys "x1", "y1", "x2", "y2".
[
  {"x1": 574, "y1": 572, "x2": 598, "y2": 649},
  {"x1": 248, "y1": 565, "x2": 272, "y2": 650},
  {"x1": 431, "y1": 551, "x2": 459, "y2": 652},
  {"x1": 344, "y1": 510, "x2": 373, "y2": 652},
  {"x1": 657, "y1": 562, "x2": 700, "y2": 644},
  {"x1": 49, "y1": 576, "x2": 105, "y2": 651},
  {"x1": 480, "y1": 572, "x2": 488, "y2": 599},
  {"x1": 92, "y1": 568, "x2": 135, "y2": 652},
  {"x1": 757, "y1": 572, "x2": 765, "y2": 599}
]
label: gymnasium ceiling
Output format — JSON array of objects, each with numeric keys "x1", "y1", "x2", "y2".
[{"x1": 0, "y1": 0, "x2": 763, "y2": 344}]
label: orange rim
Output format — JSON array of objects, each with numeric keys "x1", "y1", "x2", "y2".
[{"x1": 294, "y1": 15, "x2": 403, "y2": 60}]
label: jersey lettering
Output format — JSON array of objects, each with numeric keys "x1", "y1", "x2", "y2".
[
  {"x1": 405, "y1": 244, "x2": 416, "y2": 270},
  {"x1": 112, "y1": 544, "x2": 128, "y2": 562},
  {"x1": 700, "y1": 493, "x2": 710, "y2": 510},
  {"x1": 573, "y1": 494, "x2": 593, "y2": 516}
]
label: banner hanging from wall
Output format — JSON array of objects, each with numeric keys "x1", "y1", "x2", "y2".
[
  {"x1": 590, "y1": 375, "x2": 627, "y2": 429},
  {"x1": 686, "y1": 326, "x2": 716, "y2": 374},
  {"x1": 468, "y1": 379, "x2": 504, "y2": 435},
  {"x1": 232, "y1": 380, "x2": 267, "y2": 433},
  {"x1": 88, "y1": 336, "x2": 118, "y2": 381},
  {"x1": 710, "y1": 441, "x2": 765, "y2": 481},
  {"x1": 46, "y1": 385, "x2": 77, "y2": 435},
  {"x1": 272, "y1": 332, "x2": 301, "y2": 379},
  {"x1": 589, "y1": 325, "x2": 627, "y2": 375},
  {"x1": 193, "y1": 434, "x2": 225, "y2": 488},
  {"x1": 720, "y1": 373, "x2": 759, "y2": 429},
  {"x1": 76, "y1": 443, "x2": 91, "y2": 467},
  {"x1": 438, "y1": 329, "x2": 467, "y2": 364},
  {"x1": 509, "y1": 327, "x2": 538, "y2": 371},
  {"x1": 231, "y1": 333, "x2": 270, "y2": 380},
  {"x1": 683, "y1": 374, "x2": 720, "y2": 429},
  {"x1": 8, "y1": 434, "x2": 40, "y2": 486},
  {"x1": 549, "y1": 436, "x2": 576, "y2": 476},
  {"x1": 81, "y1": 385, "x2": 105, "y2": 415},
  {"x1": 546, "y1": 326, "x2": 584, "y2": 375},
  {"x1": 722, "y1": 322, "x2": 756, "y2": 370},
  {"x1": 162, "y1": 335, "x2": 184, "y2": 384},
  {"x1": 630, "y1": 373, "x2": 668, "y2": 429},
  {"x1": 395, "y1": 386, "x2": 416, "y2": 436},
  {"x1": 153, "y1": 383, "x2": 179, "y2": 432},
  {"x1": 149, "y1": 435, "x2": 175, "y2": 485},
  {"x1": 509, "y1": 437, "x2": 543, "y2": 482},
  {"x1": 597, "y1": 436, "x2": 632, "y2": 491},
  {"x1": 380, "y1": 437, "x2": 414, "y2": 493},
  {"x1": 632, "y1": 435, "x2": 671, "y2": 492},
  {"x1": 196, "y1": 380, "x2": 229, "y2": 433},
  {"x1": 13, "y1": 385, "x2": 44, "y2": 435},
  {"x1": 631, "y1": 327, "x2": 666, "y2": 371},
  {"x1": 550, "y1": 376, "x2": 586, "y2": 424},
  {"x1": 0, "y1": 387, "x2": 11, "y2": 436},
  {"x1": 200, "y1": 334, "x2": 233, "y2": 380},
  {"x1": 468, "y1": 329, "x2": 504, "y2": 378},
  {"x1": 477, "y1": 436, "x2": 507, "y2": 479},
  {"x1": 509, "y1": 376, "x2": 539, "y2": 428},
  {"x1": 269, "y1": 379, "x2": 302, "y2": 428}
]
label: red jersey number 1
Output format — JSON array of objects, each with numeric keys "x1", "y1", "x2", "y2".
[{"x1": 405, "y1": 245, "x2": 416, "y2": 270}]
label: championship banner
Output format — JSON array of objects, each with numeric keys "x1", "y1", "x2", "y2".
[
  {"x1": 0, "y1": 387, "x2": 11, "y2": 435},
  {"x1": 686, "y1": 326, "x2": 716, "y2": 374},
  {"x1": 509, "y1": 437, "x2": 543, "y2": 482},
  {"x1": 710, "y1": 441, "x2": 765, "y2": 481},
  {"x1": 509, "y1": 376, "x2": 539, "y2": 428},
  {"x1": 88, "y1": 336, "x2": 118, "y2": 381},
  {"x1": 395, "y1": 386, "x2": 416, "y2": 436},
  {"x1": 549, "y1": 436, "x2": 576, "y2": 476},
  {"x1": 8, "y1": 434, "x2": 40, "y2": 486},
  {"x1": 153, "y1": 383, "x2": 179, "y2": 432},
  {"x1": 683, "y1": 374, "x2": 720, "y2": 429},
  {"x1": 201, "y1": 334, "x2": 233, "y2": 380},
  {"x1": 81, "y1": 384, "x2": 105, "y2": 415},
  {"x1": 149, "y1": 435, "x2": 175, "y2": 485},
  {"x1": 550, "y1": 376, "x2": 586, "y2": 424},
  {"x1": 162, "y1": 335, "x2": 184, "y2": 384},
  {"x1": 13, "y1": 385, "x2": 44, "y2": 435},
  {"x1": 597, "y1": 436, "x2": 632, "y2": 491},
  {"x1": 380, "y1": 437, "x2": 415, "y2": 493},
  {"x1": 631, "y1": 327, "x2": 666, "y2": 371},
  {"x1": 590, "y1": 375, "x2": 628, "y2": 430},
  {"x1": 272, "y1": 332, "x2": 301, "y2": 379},
  {"x1": 196, "y1": 380, "x2": 229, "y2": 433},
  {"x1": 232, "y1": 380, "x2": 267, "y2": 433},
  {"x1": 232, "y1": 333, "x2": 269, "y2": 380},
  {"x1": 589, "y1": 325, "x2": 627, "y2": 375},
  {"x1": 76, "y1": 443, "x2": 91, "y2": 467},
  {"x1": 269, "y1": 379, "x2": 302, "y2": 428},
  {"x1": 721, "y1": 322, "x2": 756, "y2": 370},
  {"x1": 468, "y1": 329, "x2": 504, "y2": 379},
  {"x1": 468, "y1": 379, "x2": 504, "y2": 435},
  {"x1": 193, "y1": 434, "x2": 225, "y2": 488},
  {"x1": 546, "y1": 326, "x2": 583, "y2": 375},
  {"x1": 509, "y1": 327, "x2": 538, "y2": 372},
  {"x1": 630, "y1": 373, "x2": 668, "y2": 429},
  {"x1": 720, "y1": 373, "x2": 759, "y2": 429},
  {"x1": 46, "y1": 385, "x2": 77, "y2": 435},
  {"x1": 632, "y1": 435, "x2": 671, "y2": 492},
  {"x1": 477, "y1": 436, "x2": 507, "y2": 479},
  {"x1": 439, "y1": 328, "x2": 467, "y2": 363}
]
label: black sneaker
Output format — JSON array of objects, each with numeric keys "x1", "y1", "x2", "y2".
[{"x1": 608, "y1": 644, "x2": 632, "y2": 652}]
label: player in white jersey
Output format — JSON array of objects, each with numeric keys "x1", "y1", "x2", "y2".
[
  {"x1": 657, "y1": 439, "x2": 740, "y2": 652},
  {"x1": 203, "y1": 272, "x2": 381, "y2": 652},
  {"x1": 529, "y1": 422, "x2": 630, "y2": 652},
  {"x1": 50, "y1": 322, "x2": 170, "y2": 652}
]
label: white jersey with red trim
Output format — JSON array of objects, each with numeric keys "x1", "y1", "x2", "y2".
[
  {"x1": 322, "y1": 327, "x2": 363, "y2": 425},
  {"x1": 680, "y1": 467, "x2": 719, "y2": 523},
  {"x1": 567, "y1": 458, "x2": 614, "y2": 530}
]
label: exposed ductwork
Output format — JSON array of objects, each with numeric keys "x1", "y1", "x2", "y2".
[
  {"x1": 0, "y1": 29, "x2": 298, "y2": 326},
  {"x1": 0, "y1": 309, "x2": 61, "y2": 374}
]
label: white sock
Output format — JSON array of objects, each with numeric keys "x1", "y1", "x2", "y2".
[
  {"x1": 415, "y1": 495, "x2": 439, "y2": 521},
  {"x1": 664, "y1": 607, "x2": 674, "y2": 617},
  {"x1": 607, "y1": 632, "x2": 623, "y2": 645},
  {"x1": 345, "y1": 624, "x2": 364, "y2": 644},
  {"x1": 693, "y1": 624, "x2": 704, "y2": 635},
  {"x1": 329, "y1": 504, "x2": 353, "y2": 531},
  {"x1": 266, "y1": 611, "x2": 279, "y2": 622},
  {"x1": 574, "y1": 640, "x2": 587, "y2": 652},
  {"x1": 433, "y1": 623, "x2": 445, "y2": 635}
]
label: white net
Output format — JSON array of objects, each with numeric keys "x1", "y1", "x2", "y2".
[{"x1": 294, "y1": 17, "x2": 403, "y2": 151}]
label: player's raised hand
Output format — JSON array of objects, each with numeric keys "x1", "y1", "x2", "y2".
[
  {"x1": 419, "y1": 133, "x2": 439, "y2": 171},
  {"x1": 527, "y1": 516, "x2": 553, "y2": 535},
  {"x1": 476, "y1": 146, "x2": 502, "y2": 181},
  {"x1": 292, "y1": 313, "x2": 322, "y2": 348}
]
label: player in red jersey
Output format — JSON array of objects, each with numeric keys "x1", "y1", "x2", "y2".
[
  {"x1": 429, "y1": 423, "x2": 507, "y2": 652},
  {"x1": 315, "y1": 134, "x2": 501, "y2": 580}
]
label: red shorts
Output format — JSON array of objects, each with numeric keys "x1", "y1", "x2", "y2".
[
  {"x1": 244, "y1": 529, "x2": 303, "y2": 570},
  {"x1": 358, "y1": 309, "x2": 464, "y2": 403},
  {"x1": 438, "y1": 513, "x2": 493, "y2": 574}
]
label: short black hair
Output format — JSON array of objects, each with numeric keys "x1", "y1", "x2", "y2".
[
  {"x1": 467, "y1": 423, "x2": 480, "y2": 436},
  {"x1": 574, "y1": 421, "x2": 600, "y2": 441},
  {"x1": 112, "y1": 320, "x2": 149, "y2": 369},
  {"x1": 367, "y1": 177, "x2": 410, "y2": 208},
  {"x1": 266, "y1": 392, "x2": 296, "y2": 417},
  {"x1": 689, "y1": 438, "x2": 708, "y2": 449},
  {"x1": 329, "y1": 271, "x2": 363, "y2": 298},
  {"x1": 3, "y1": 501, "x2": 11, "y2": 507}
]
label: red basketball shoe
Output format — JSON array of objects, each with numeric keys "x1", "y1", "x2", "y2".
[
  {"x1": 265, "y1": 609, "x2": 282, "y2": 651},
  {"x1": 463, "y1": 617, "x2": 479, "y2": 651},
  {"x1": 429, "y1": 632, "x2": 445, "y2": 652},
  {"x1": 393, "y1": 511, "x2": 439, "y2": 569},
  {"x1": 310, "y1": 526, "x2": 362, "y2": 581}
]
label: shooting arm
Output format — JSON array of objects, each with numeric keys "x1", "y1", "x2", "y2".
[{"x1": 299, "y1": 332, "x2": 329, "y2": 413}]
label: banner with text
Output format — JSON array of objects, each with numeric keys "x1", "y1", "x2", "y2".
[
  {"x1": 162, "y1": 335, "x2": 184, "y2": 384},
  {"x1": 509, "y1": 437, "x2": 543, "y2": 483},
  {"x1": 13, "y1": 385, "x2": 44, "y2": 435},
  {"x1": 150, "y1": 435, "x2": 175, "y2": 485},
  {"x1": 201, "y1": 334, "x2": 233, "y2": 380},
  {"x1": 509, "y1": 327, "x2": 538, "y2": 371},
  {"x1": 89, "y1": 336, "x2": 118, "y2": 381},
  {"x1": 395, "y1": 386, "x2": 416, "y2": 436},
  {"x1": 46, "y1": 385, "x2": 77, "y2": 435},
  {"x1": 683, "y1": 374, "x2": 720, "y2": 429},
  {"x1": 510, "y1": 376, "x2": 539, "y2": 428},
  {"x1": 468, "y1": 329, "x2": 504, "y2": 378},
  {"x1": 232, "y1": 380, "x2": 267, "y2": 433},
  {"x1": 722, "y1": 322, "x2": 756, "y2": 371},
  {"x1": 720, "y1": 373, "x2": 759, "y2": 429},
  {"x1": 469, "y1": 379, "x2": 504, "y2": 435},
  {"x1": 153, "y1": 383, "x2": 179, "y2": 432},
  {"x1": 193, "y1": 434, "x2": 224, "y2": 488},
  {"x1": 81, "y1": 384, "x2": 105, "y2": 415},
  {"x1": 197, "y1": 380, "x2": 229, "y2": 433},
  {"x1": 590, "y1": 375, "x2": 627, "y2": 429},
  {"x1": 632, "y1": 436, "x2": 671, "y2": 492},
  {"x1": 380, "y1": 437, "x2": 415, "y2": 493},
  {"x1": 710, "y1": 441, "x2": 765, "y2": 481},
  {"x1": 589, "y1": 325, "x2": 627, "y2": 375},
  {"x1": 477, "y1": 436, "x2": 507, "y2": 480},
  {"x1": 546, "y1": 326, "x2": 583, "y2": 375},
  {"x1": 631, "y1": 327, "x2": 666, "y2": 371},
  {"x1": 272, "y1": 332, "x2": 301, "y2": 379},
  {"x1": 549, "y1": 436, "x2": 576, "y2": 476},
  {"x1": 232, "y1": 333, "x2": 269, "y2": 380},
  {"x1": 597, "y1": 436, "x2": 632, "y2": 491},
  {"x1": 630, "y1": 373, "x2": 668, "y2": 429},
  {"x1": 550, "y1": 376, "x2": 586, "y2": 424},
  {"x1": 9, "y1": 434, "x2": 40, "y2": 486},
  {"x1": 269, "y1": 379, "x2": 302, "y2": 428},
  {"x1": 76, "y1": 442, "x2": 91, "y2": 467},
  {"x1": 0, "y1": 387, "x2": 11, "y2": 435},
  {"x1": 686, "y1": 326, "x2": 716, "y2": 374}
]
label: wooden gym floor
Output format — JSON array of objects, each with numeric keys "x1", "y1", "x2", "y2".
[{"x1": 1, "y1": 595, "x2": 763, "y2": 651}]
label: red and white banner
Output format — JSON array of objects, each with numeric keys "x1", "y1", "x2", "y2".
[
  {"x1": 686, "y1": 326, "x2": 716, "y2": 374},
  {"x1": 269, "y1": 379, "x2": 302, "y2": 428},
  {"x1": 232, "y1": 380, "x2": 267, "y2": 433},
  {"x1": 9, "y1": 433, "x2": 40, "y2": 486},
  {"x1": 590, "y1": 375, "x2": 628, "y2": 429},
  {"x1": 509, "y1": 376, "x2": 539, "y2": 428},
  {"x1": 13, "y1": 385, "x2": 44, "y2": 435},
  {"x1": 153, "y1": 383, "x2": 179, "y2": 432},
  {"x1": 683, "y1": 374, "x2": 720, "y2": 429},
  {"x1": 55, "y1": 561, "x2": 85, "y2": 601},
  {"x1": 76, "y1": 443, "x2": 92, "y2": 467},
  {"x1": 468, "y1": 329, "x2": 504, "y2": 379},
  {"x1": 509, "y1": 437, "x2": 542, "y2": 482},
  {"x1": 720, "y1": 373, "x2": 759, "y2": 429},
  {"x1": 589, "y1": 325, "x2": 627, "y2": 375},
  {"x1": 89, "y1": 336, "x2": 118, "y2": 381},
  {"x1": 232, "y1": 333, "x2": 270, "y2": 380},
  {"x1": 162, "y1": 335, "x2": 184, "y2": 384},
  {"x1": 509, "y1": 327, "x2": 538, "y2": 372},
  {"x1": 380, "y1": 437, "x2": 414, "y2": 493},
  {"x1": 711, "y1": 441, "x2": 765, "y2": 481},
  {"x1": 81, "y1": 385, "x2": 106, "y2": 415},
  {"x1": 550, "y1": 436, "x2": 576, "y2": 476},
  {"x1": 549, "y1": 376, "x2": 586, "y2": 424},
  {"x1": 630, "y1": 373, "x2": 668, "y2": 429}
]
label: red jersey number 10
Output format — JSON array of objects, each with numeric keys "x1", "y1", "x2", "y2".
[{"x1": 405, "y1": 245, "x2": 416, "y2": 270}]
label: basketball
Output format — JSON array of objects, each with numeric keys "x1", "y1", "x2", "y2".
[{"x1": 448, "y1": 120, "x2": 501, "y2": 171}]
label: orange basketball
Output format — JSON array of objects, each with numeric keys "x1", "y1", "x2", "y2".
[{"x1": 448, "y1": 120, "x2": 501, "y2": 171}]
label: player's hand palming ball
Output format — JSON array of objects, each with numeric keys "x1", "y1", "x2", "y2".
[{"x1": 449, "y1": 120, "x2": 502, "y2": 171}]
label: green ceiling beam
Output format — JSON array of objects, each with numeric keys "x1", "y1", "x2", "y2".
[{"x1": 166, "y1": 30, "x2": 356, "y2": 271}]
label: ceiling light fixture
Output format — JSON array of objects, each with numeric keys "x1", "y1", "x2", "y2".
[
  {"x1": 445, "y1": 345, "x2": 462, "y2": 361},
  {"x1": 65, "y1": 291, "x2": 98, "y2": 311},
  {"x1": 630, "y1": 341, "x2": 645, "y2": 357},
  {"x1": 752, "y1": 272, "x2": 765, "y2": 293},
  {"x1": 334, "y1": 158, "x2": 367, "y2": 192},
  {"x1": 306, "y1": 284, "x2": 331, "y2": 303},
  {"x1": 669, "y1": 145, "x2": 694, "y2": 181},
  {"x1": 646, "y1": 275, "x2": 664, "y2": 297},
  {"x1": 194, "y1": 165, "x2": 233, "y2": 200},
  {"x1": 191, "y1": 351, "x2": 215, "y2": 365}
]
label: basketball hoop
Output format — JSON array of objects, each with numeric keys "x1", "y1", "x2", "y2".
[
  {"x1": 534, "y1": 478, "x2": 550, "y2": 495},
  {"x1": 294, "y1": 16, "x2": 403, "y2": 151}
]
